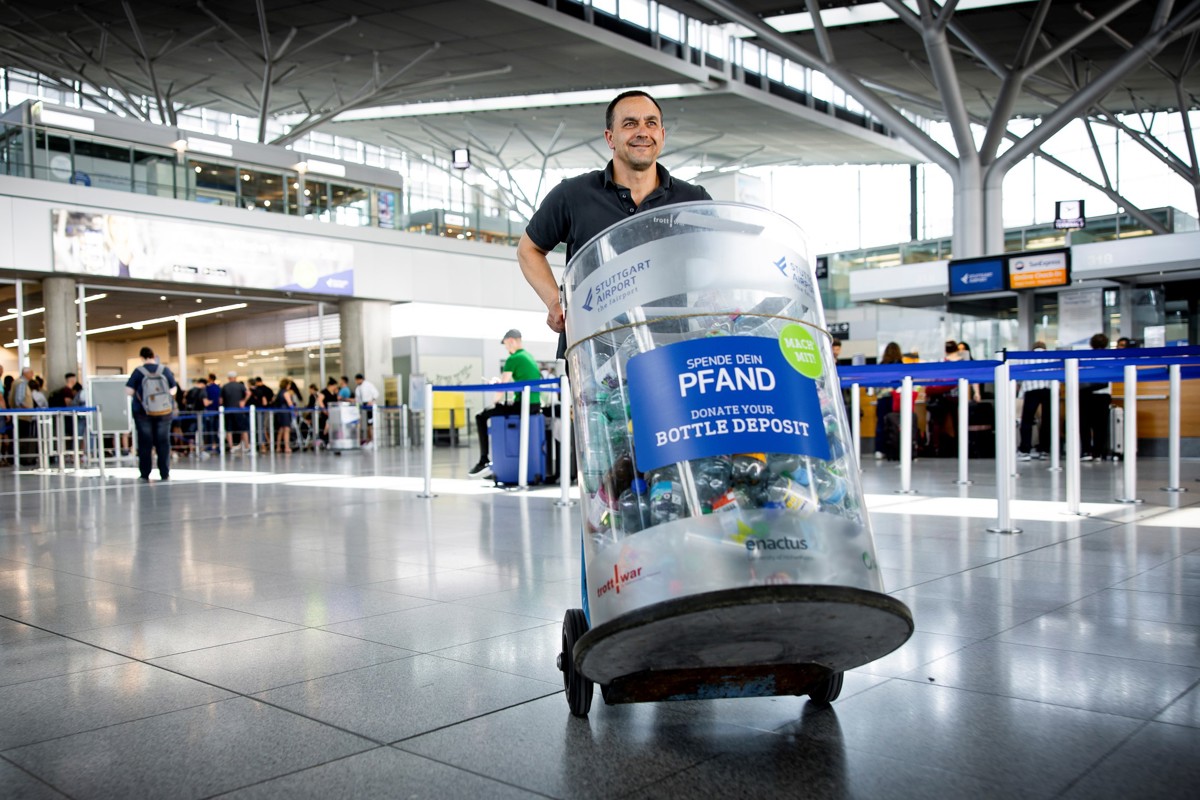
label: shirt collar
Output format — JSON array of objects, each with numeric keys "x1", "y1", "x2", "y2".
[{"x1": 603, "y1": 161, "x2": 672, "y2": 191}]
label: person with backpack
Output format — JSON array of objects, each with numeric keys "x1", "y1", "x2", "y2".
[{"x1": 125, "y1": 346, "x2": 177, "y2": 482}]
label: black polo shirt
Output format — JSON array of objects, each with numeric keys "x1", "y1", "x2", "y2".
[{"x1": 526, "y1": 161, "x2": 711, "y2": 262}]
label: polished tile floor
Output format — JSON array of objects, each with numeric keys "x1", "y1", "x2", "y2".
[{"x1": 1, "y1": 447, "x2": 1197, "y2": 799}]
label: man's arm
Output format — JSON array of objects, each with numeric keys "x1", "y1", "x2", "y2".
[{"x1": 517, "y1": 233, "x2": 564, "y2": 334}]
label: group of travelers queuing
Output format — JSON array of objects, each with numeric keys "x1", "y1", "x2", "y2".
[
  {"x1": 163, "y1": 370, "x2": 378, "y2": 456},
  {"x1": 870, "y1": 332, "x2": 1122, "y2": 463},
  {"x1": 1, "y1": 366, "x2": 87, "y2": 466}
]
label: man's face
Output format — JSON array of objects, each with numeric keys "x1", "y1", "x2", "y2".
[
  {"x1": 355, "y1": 377, "x2": 363, "y2": 385},
  {"x1": 503, "y1": 337, "x2": 519, "y2": 354},
  {"x1": 605, "y1": 96, "x2": 665, "y2": 172}
]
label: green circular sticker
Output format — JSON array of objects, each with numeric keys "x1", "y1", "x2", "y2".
[{"x1": 778, "y1": 324, "x2": 824, "y2": 379}]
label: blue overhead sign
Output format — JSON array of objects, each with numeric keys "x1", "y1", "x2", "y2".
[{"x1": 948, "y1": 257, "x2": 1006, "y2": 296}]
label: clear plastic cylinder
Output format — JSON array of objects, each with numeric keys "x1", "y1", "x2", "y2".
[{"x1": 563, "y1": 202, "x2": 884, "y2": 627}]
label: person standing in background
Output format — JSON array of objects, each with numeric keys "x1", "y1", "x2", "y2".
[
  {"x1": 221, "y1": 371, "x2": 249, "y2": 453},
  {"x1": 125, "y1": 346, "x2": 177, "y2": 482},
  {"x1": 1017, "y1": 342, "x2": 1052, "y2": 461},
  {"x1": 354, "y1": 373, "x2": 380, "y2": 449},
  {"x1": 1079, "y1": 333, "x2": 1111, "y2": 461}
]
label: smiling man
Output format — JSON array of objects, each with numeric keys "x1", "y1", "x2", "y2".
[{"x1": 517, "y1": 90, "x2": 711, "y2": 355}]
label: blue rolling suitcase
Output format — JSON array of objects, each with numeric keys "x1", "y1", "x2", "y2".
[{"x1": 488, "y1": 413, "x2": 546, "y2": 484}]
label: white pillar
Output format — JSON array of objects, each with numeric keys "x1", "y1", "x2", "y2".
[
  {"x1": 1163, "y1": 364, "x2": 1186, "y2": 493},
  {"x1": 176, "y1": 317, "x2": 188, "y2": 387},
  {"x1": 1116, "y1": 364, "x2": 1143, "y2": 504},
  {"x1": 77, "y1": 284, "x2": 89, "y2": 383},
  {"x1": 15, "y1": 278, "x2": 27, "y2": 368},
  {"x1": 317, "y1": 301, "x2": 327, "y2": 387}
]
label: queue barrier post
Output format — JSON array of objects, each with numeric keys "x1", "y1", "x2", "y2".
[
  {"x1": 557, "y1": 375, "x2": 574, "y2": 507},
  {"x1": 418, "y1": 383, "x2": 435, "y2": 498},
  {"x1": 895, "y1": 376, "x2": 917, "y2": 495},
  {"x1": 988, "y1": 361, "x2": 1021, "y2": 534},
  {"x1": 518, "y1": 386, "x2": 531, "y2": 490},
  {"x1": 850, "y1": 382, "x2": 861, "y2": 472},
  {"x1": 955, "y1": 377, "x2": 971, "y2": 485},
  {"x1": 1163, "y1": 364, "x2": 1187, "y2": 493},
  {"x1": 1064, "y1": 359, "x2": 1086, "y2": 516},
  {"x1": 249, "y1": 408, "x2": 258, "y2": 465},
  {"x1": 1049, "y1": 380, "x2": 1062, "y2": 473},
  {"x1": 1116, "y1": 364, "x2": 1143, "y2": 504}
]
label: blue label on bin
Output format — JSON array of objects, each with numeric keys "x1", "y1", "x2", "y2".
[{"x1": 627, "y1": 337, "x2": 830, "y2": 472}]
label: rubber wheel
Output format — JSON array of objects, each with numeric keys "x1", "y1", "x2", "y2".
[
  {"x1": 561, "y1": 609, "x2": 594, "y2": 717},
  {"x1": 807, "y1": 671, "x2": 844, "y2": 705}
]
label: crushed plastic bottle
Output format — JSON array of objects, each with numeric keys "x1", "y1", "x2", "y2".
[
  {"x1": 730, "y1": 453, "x2": 768, "y2": 487},
  {"x1": 650, "y1": 479, "x2": 687, "y2": 525}
]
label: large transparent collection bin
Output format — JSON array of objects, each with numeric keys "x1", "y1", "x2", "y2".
[
  {"x1": 563, "y1": 202, "x2": 885, "y2": 629},
  {"x1": 327, "y1": 403, "x2": 360, "y2": 451}
]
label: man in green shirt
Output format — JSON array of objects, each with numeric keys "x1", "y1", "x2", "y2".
[{"x1": 469, "y1": 329, "x2": 542, "y2": 478}]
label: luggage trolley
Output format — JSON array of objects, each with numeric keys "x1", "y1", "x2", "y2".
[{"x1": 557, "y1": 203, "x2": 913, "y2": 716}]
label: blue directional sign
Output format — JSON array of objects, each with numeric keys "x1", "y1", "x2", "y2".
[{"x1": 948, "y1": 257, "x2": 1006, "y2": 296}]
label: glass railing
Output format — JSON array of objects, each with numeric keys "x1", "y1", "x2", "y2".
[{"x1": 0, "y1": 119, "x2": 521, "y2": 242}]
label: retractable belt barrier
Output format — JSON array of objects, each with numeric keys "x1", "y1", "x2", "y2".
[
  {"x1": 836, "y1": 348, "x2": 1200, "y2": 530},
  {"x1": 420, "y1": 378, "x2": 572, "y2": 504},
  {"x1": 1, "y1": 406, "x2": 98, "y2": 475}
]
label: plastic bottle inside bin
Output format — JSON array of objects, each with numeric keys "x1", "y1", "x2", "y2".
[
  {"x1": 766, "y1": 476, "x2": 817, "y2": 514},
  {"x1": 814, "y1": 466, "x2": 848, "y2": 506},
  {"x1": 618, "y1": 478, "x2": 652, "y2": 534},
  {"x1": 691, "y1": 455, "x2": 732, "y2": 511},
  {"x1": 730, "y1": 453, "x2": 768, "y2": 487},
  {"x1": 767, "y1": 453, "x2": 803, "y2": 479},
  {"x1": 604, "y1": 386, "x2": 629, "y2": 422},
  {"x1": 650, "y1": 479, "x2": 687, "y2": 525},
  {"x1": 587, "y1": 486, "x2": 619, "y2": 534}
]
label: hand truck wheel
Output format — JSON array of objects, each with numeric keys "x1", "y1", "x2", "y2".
[{"x1": 558, "y1": 608, "x2": 593, "y2": 717}]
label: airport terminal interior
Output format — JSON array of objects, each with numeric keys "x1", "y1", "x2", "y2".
[{"x1": 2, "y1": 1, "x2": 1199, "y2": 798}]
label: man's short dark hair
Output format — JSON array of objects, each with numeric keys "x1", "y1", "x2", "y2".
[
  {"x1": 831, "y1": 339, "x2": 842, "y2": 348},
  {"x1": 355, "y1": 373, "x2": 364, "y2": 381},
  {"x1": 327, "y1": 377, "x2": 338, "y2": 386},
  {"x1": 139, "y1": 346, "x2": 154, "y2": 359},
  {"x1": 944, "y1": 341, "x2": 959, "y2": 355},
  {"x1": 606, "y1": 90, "x2": 663, "y2": 131},
  {"x1": 65, "y1": 372, "x2": 76, "y2": 379},
  {"x1": 1090, "y1": 333, "x2": 1109, "y2": 350}
]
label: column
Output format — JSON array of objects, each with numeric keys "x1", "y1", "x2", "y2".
[
  {"x1": 1016, "y1": 291, "x2": 1035, "y2": 350},
  {"x1": 338, "y1": 298, "x2": 392, "y2": 388},
  {"x1": 43, "y1": 276, "x2": 77, "y2": 388}
]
